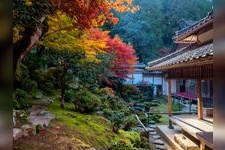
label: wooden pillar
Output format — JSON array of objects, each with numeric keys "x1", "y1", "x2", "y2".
[
  {"x1": 197, "y1": 79, "x2": 203, "y2": 120},
  {"x1": 200, "y1": 142, "x2": 205, "y2": 150},
  {"x1": 168, "y1": 79, "x2": 173, "y2": 129}
]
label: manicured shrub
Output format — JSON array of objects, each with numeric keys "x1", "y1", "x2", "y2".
[
  {"x1": 123, "y1": 116, "x2": 138, "y2": 131},
  {"x1": 14, "y1": 89, "x2": 29, "y2": 109},
  {"x1": 110, "y1": 111, "x2": 126, "y2": 133},
  {"x1": 107, "y1": 95, "x2": 123, "y2": 109},
  {"x1": 64, "y1": 89, "x2": 75, "y2": 103},
  {"x1": 103, "y1": 108, "x2": 113, "y2": 118},
  {"x1": 149, "y1": 114, "x2": 162, "y2": 123},
  {"x1": 73, "y1": 88, "x2": 101, "y2": 113},
  {"x1": 119, "y1": 84, "x2": 141, "y2": 102},
  {"x1": 143, "y1": 102, "x2": 151, "y2": 111}
]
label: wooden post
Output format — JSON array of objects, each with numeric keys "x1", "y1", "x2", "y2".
[
  {"x1": 200, "y1": 142, "x2": 205, "y2": 150},
  {"x1": 168, "y1": 79, "x2": 173, "y2": 129},
  {"x1": 197, "y1": 79, "x2": 203, "y2": 120}
]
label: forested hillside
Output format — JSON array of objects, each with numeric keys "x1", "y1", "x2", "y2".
[{"x1": 110, "y1": 0, "x2": 213, "y2": 63}]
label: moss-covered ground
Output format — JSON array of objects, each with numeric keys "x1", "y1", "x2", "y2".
[{"x1": 14, "y1": 100, "x2": 140, "y2": 150}]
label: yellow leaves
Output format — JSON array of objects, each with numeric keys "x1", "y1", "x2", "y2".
[
  {"x1": 47, "y1": 11, "x2": 76, "y2": 34},
  {"x1": 39, "y1": 11, "x2": 108, "y2": 62},
  {"x1": 13, "y1": 24, "x2": 24, "y2": 43},
  {"x1": 92, "y1": 14, "x2": 107, "y2": 27},
  {"x1": 109, "y1": 0, "x2": 139, "y2": 13},
  {"x1": 25, "y1": 0, "x2": 32, "y2": 6},
  {"x1": 82, "y1": 37, "x2": 107, "y2": 61}
]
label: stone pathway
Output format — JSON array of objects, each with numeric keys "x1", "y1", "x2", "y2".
[
  {"x1": 13, "y1": 105, "x2": 55, "y2": 141},
  {"x1": 148, "y1": 121, "x2": 167, "y2": 150},
  {"x1": 135, "y1": 114, "x2": 168, "y2": 150}
]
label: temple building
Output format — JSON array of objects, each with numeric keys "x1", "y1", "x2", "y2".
[
  {"x1": 124, "y1": 62, "x2": 167, "y2": 96},
  {"x1": 146, "y1": 10, "x2": 213, "y2": 150}
]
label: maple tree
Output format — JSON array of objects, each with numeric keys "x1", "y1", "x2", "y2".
[
  {"x1": 51, "y1": 0, "x2": 139, "y2": 28},
  {"x1": 106, "y1": 35, "x2": 137, "y2": 78},
  {"x1": 89, "y1": 28, "x2": 137, "y2": 80},
  {"x1": 13, "y1": 0, "x2": 139, "y2": 79},
  {"x1": 39, "y1": 11, "x2": 107, "y2": 62}
]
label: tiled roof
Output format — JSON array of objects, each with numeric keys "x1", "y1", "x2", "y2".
[
  {"x1": 173, "y1": 9, "x2": 213, "y2": 40},
  {"x1": 146, "y1": 43, "x2": 213, "y2": 71}
]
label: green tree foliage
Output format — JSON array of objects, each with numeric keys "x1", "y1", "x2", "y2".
[{"x1": 111, "y1": 0, "x2": 213, "y2": 63}]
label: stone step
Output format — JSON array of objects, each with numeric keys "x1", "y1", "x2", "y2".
[
  {"x1": 149, "y1": 125, "x2": 157, "y2": 129},
  {"x1": 153, "y1": 139, "x2": 165, "y2": 145},
  {"x1": 149, "y1": 131, "x2": 157, "y2": 135},
  {"x1": 149, "y1": 120, "x2": 155, "y2": 124},
  {"x1": 152, "y1": 135, "x2": 161, "y2": 140},
  {"x1": 174, "y1": 134, "x2": 199, "y2": 150},
  {"x1": 146, "y1": 128, "x2": 155, "y2": 132},
  {"x1": 155, "y1": 145, "x2": 167, "y2": 150}
]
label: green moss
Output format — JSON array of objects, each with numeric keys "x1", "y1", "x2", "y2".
[{"x1": 48, "y1": 101, "x2": 141, "y2": 149}]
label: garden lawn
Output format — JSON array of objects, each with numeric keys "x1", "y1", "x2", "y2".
[{"x1": 150, "y1": 97, "x2": 182, "y2": 125}]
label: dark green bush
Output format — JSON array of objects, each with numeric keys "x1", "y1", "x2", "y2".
[
  {"x1": 40, "y1": 82, "x2": 54, "y2": 94},
  {"x1": 64, "y1": 89, "x2": 75, "y2": 103},
  {"x1": 22, "y1": 79, "x2": 38, "y2": 91},
  {"x1": 73, "y1": 88, "x2": 101, "y2": 113},
  {"x1": 119, "y1": 84, "x2": 141, "y2": 102},
  {"x1": 107, "y1": 95, "x2": 123, "y2": 109},
  {"x1": 143, "y1": 102, "x2": 152, "y2": 111},
  {"x1": 149, "y1": 114, "x2": 162, "y2": 123},
  {"x1": 14, "y1": 89, "x2": 29, "y2": 109},
  {"x1": 103, "y1": 108, "x2": 113, "y2": 118},
  {"x1": 140, "y1": 136, "x2": 151, "y2": 149},
  {"x1": 110, "y1": 111, "x2": 126, "y2": 133},
  {"x1": 123, "y1": 116, "x2": 138, "y2": 131}
]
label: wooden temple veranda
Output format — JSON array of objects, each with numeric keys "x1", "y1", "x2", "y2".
[{"x1": 146, "y1": 10, "x2": 213, "y2": 150}]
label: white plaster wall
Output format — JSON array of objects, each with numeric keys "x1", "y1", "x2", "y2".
[
  {"x1": 163, "y1": 78, "x2": 168, "y2": 95},
  {"x1": 143, "y1": 76, "x2": 162, "y2": 85},
  {"x1": 171, "y1": 79, "x2": 177, "y2": 93},
  {"x1": 163, "y1": 79, "x2": 177, "y2": 96},
  {"x1": 124, "y1": 74, "x2": 133, "y2": 84},
  {"x1": 133, "y1": 73, "x2": 143, "y2": 84}
]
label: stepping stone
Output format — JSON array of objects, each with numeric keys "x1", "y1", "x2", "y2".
[
  {"x1": 155, "y1": 145, "x2": 167, "y2": 150},
  {"x1": 149, "y1": 125, "x2": 157, "y2": 129},
  {"x1": 13, "y1": 128, "x2": 23, "y2": 140},
  {"x1": 149, "y1": 131, "x2": 157, "y2": 135},
  {"x1": 152, "y1": 135, "x2": 161, "y2": 140},
  {"x1": 146, "y1": 128, "x2": 155, "y2": 132},
  {"x1": 153, "y1": 139, "x2": 165, "y2": 145},
  {"x1": 149, "y1": 121, "x2": 155, "y2": 124}
]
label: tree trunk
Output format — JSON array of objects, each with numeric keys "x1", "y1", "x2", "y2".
[
  {"x1": 13, "y1": 16, "x2": 46, "y2": 80},
  {"x1": 60, "y1": 68, "x2": 68, "y2": 109},
  {"x1": 60, "y1": 86, "x2": 66, "y2": 109}
]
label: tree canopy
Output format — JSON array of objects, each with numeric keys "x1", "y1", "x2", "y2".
[{"x1": 110, "y1": 0, "x2": 213, "y2": 63}]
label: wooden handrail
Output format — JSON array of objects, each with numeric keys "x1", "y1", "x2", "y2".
[
  {"x1": 146, "y1": 112, "x2": 197, "y2": 115},
  {"x1": 134, "y1": 114, "x2": 148, "y2": 132}
]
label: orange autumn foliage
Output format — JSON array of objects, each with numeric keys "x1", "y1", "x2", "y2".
[
  {"x1": 50, "y1": 0, "x2": 139, "y2": 28},
  {"x1": 88, "y1": 28, "x2": 137, "y2": 78}
]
